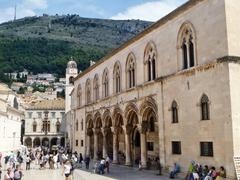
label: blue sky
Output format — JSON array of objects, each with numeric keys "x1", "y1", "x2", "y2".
[{"x1": 0, "y1": 0, "x2": 187, "y2": 23}]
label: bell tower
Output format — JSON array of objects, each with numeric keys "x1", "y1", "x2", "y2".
[{"x1": 65, "y1": 57, "x2": 78, "y2": 113}]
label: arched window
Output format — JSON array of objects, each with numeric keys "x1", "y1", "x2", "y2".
[
  {"x1": 85, "y1": 79, "x2": 91, "y2": 104},
  {"x1": 201, "y1": 94, "x2": 210, "y2": 120},
  {"x1": 126, "y1": 53, "x2": 136, "y2": 88},
  {"x1": 33, "y1": 121, "x2": 37, "y2": 132},
  {"x1": 81, "y1": 119, "x2": 83, "y2": 130},
  {"x1": 171, "y1": 101, "x2": 178, "y2": 123},
  {"x1": 77, "y1": 84, "x2": 82, "y2": 107},
  {"x1": 69, "y1": 76, "x2": 74, "y2": 84},
  {"x1": 178, "y1": 23, "x2": 196, "y2": 70},
  {"x1": 93, "y1": 74, "x2": 99, "y2": 101},
  {"x1": 102, "y1": 68, "x2": 109, "y2": 98},
  {"x1": 144, "y1": 42, "x2": 157, "y2": 82},
  {"x1": 113, "y1": 62, "x2": 121, "y2": 93},
  {"x1": 56, "y1": 120, "x2": 61, "y2": 133},
  {"x1": 13, "y1": 97, "x2": 18, "y2": 109},
  {"x1": 76, "y1": 119, "x2": 79, "y2": 131}
]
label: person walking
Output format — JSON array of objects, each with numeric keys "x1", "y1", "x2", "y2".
[
  {"x1": 62, "y1": 160, "x2": 72, "y2": 180},
  {"x1": 79, "y1": 153, "x2": 83, "y2": 168},
  {"x1": 4, "y1": 167, "x2": 13, "y2": 180},
  {"x1": 85, "y1": 156, "x2": 90, "y2": 169},
  {"x1": 14, "y1": 165, "x2": 23, "y2": 180},
  {"x1": 26, "y1": 155, "x2": 31, "y2": 170}
]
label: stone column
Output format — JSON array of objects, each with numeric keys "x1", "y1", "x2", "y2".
[
  {"x1": 111, "y1": 127, "x2": 119, "y2": 164},
  {"x1": 124, "y1": 125, "x2": 132, "y2": 166},
  {"x1": 140, "y1": 133, "x2": 147, "y2": 168},
  {"x1": 112, "y1": 133, "x2": 118, "y2": 163},
  {"x1": 94, "y1": 129, "x2": 99, "y2": 160},
  {"x1": 86, "y1": 135, "x2": 91, "y2": 157},
  {"x1": 102, "y1": 129, "x2": 107, "y2": 159}
]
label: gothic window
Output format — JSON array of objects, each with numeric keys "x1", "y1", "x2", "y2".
[
  {"x1": 144, "y1": 43, "x2": 157, "y2": 82},
  {"x1": 33, "y1": 121, "x2": 37, "y2": 132},
  {"x1": 76, "y1": 119, "x2": 79, "y2": 131},
  {"x1": 102, "y1": 68, "x2": 109, "y2": 97},
  {"x1": 113, "y1": 62, "x2": 121, "y2": 93},
  {"x1": 56, "y1": 120, "x2": 61, "y2": 133},
  {"x1": 77, "y1": 84, "x2": 82, "y2": 107},
  {"x1": 178, "y1": 23, "x2": 196, "y2": 70},
  {"x1": 81, "y1": 119, "x2": 83, "y2": 131},
  {"x1": 13, "y1": 97, "x2": 18, "y2": 109},
  {"x1": 201, "y1": 94, "x2": 210, "y2": 120},
  {"x1": 93, "y1": 75, "x2": 99, "y2": 101},
  {"x1": 171, "y1": 101, "x2": 178, "y2": 123},
  {"x1": 126, "y1": 53, "x2": 136, "y2": 88},
  {"x1": 86, "y1": 79, "x2": 91, "y2": 104},
  {"x1": 149, "y1": 117, "x2": 155, "y2": 132}
]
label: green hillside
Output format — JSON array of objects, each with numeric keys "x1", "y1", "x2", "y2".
[{"x1": 0, "y1": 15, "x2": 152, "y2": 78}]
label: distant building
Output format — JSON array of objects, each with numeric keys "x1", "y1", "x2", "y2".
[
  {"x1": 23, "y1": 99, "x2": 65, "y2": 149},
  {"x1": 0, "y1": 83, "x2": 24, "y2": 153}
]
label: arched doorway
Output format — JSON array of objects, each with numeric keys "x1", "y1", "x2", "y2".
[
  {"x1": 140, "y1": 99, "x2": 159, "y2": 169},
  {"x1": 103, "y1": 113, "x2": 113, "y2": 159},
  {"x1": 86, "y1": 116, "x2": 94, "y2": 159},
  {"x1": 42, "y1": 138, "x2": 49, "y2": 147},
  {"x1": 95, "y1": 116, "x2": 103, "y2": 159},
  {"x1": 24, "y1": 137, "x2": 32, "y2": 148},
  {"x1": 33, "y1": 137, "x2": 41, "y2": 147},
  {"x1": 60, "y1": 137, "x2": 65, "y2": 147},
  {"x1": 112, "y1": 110, "x2": 125, "y2": 164},
  {"x1": 132, "y1": 128, "x2": 141, "y2": 166},
  {"x1": 125, "y1": 105, "x2": 139, "y2": 166}
]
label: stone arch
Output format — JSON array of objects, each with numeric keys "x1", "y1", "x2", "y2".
[
  {"x1": 33, "y1": 137, "x2": 41, "y2": 147},
  {"x1": 102, "y1": 109, "x2": 112, "y2": 127},
  {"x1": 25, "y1": 137, "x2": 32, "y2": 147},
  {"x1": 140, "y1": 97, "x2": 158, "y2": 122},
  {"x1": 112, "y1": 106, "x2": 124, "y2": 127},
  {"x1": 42, "y1": 137, "x2": 49, "y2": 147},
  {"x1": 124, "y1": 103, "x2": 138, "y2": 122}
]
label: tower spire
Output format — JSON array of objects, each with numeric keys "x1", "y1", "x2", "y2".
[{"x1": 14, "y1": 2, "x2": 17, "y2": 21}]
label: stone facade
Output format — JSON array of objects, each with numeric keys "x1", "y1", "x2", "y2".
[
  {"x1": 0, "y1": 83, "x2": 24, "y2": 153},
  {"x1": 70, "y1": 0, "x2": 240, "y2": 178},
  {"x1": 24, "y1": 99, "x2": 65, "y2": 149}
]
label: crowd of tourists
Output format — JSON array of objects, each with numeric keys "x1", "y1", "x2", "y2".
[{"x1": 170, "y1": 161, "x2": 226, "y2": 180}]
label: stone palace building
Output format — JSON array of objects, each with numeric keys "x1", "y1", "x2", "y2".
[
  {"x1": 23, "y1": 99, "x2": 65, "y2": 149},
  {"x1": 69, "y1": 0, "x2": 240, "y2": 178}
]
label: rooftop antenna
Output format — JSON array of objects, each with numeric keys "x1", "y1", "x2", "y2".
[{"x1": 14, "y1": 3, "x2": 17, "y2": 21}]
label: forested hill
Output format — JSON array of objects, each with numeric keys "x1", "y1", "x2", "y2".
[{"x1": 0, "y1": 15, "x2": 152, "y2": 77}]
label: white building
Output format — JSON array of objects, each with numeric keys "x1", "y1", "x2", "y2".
[
  {"x1": 0, "y1": 83, "x2": 24, "y2": 153},
  {"x1": 23, "y1": 99, "x2": 65, "y2": 149}
]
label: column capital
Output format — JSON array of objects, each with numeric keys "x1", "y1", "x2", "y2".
[{"x1": 111, "y1": 126, "x2": 122, "y2": 135}]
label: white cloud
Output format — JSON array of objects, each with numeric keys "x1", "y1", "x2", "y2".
[
  {"x1": 0, "y1": 0, "x2": 48, "y2": 23},
  {"x1": 111, "y1": 0, "x2": 186, "y2": 21}
]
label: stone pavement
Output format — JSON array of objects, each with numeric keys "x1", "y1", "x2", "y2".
[
  {"x1": 1, "y1": 163, "x2": 181, "y2": 180},
  {"x1": 73, "y1": 164, "x2": 174, "y2": 180}
]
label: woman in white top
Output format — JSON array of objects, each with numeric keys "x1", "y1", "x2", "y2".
[{"x1": 62, "y1": 160, "x2": 72, "y2": 180}]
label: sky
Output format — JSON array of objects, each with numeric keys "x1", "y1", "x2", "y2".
[{"x1": 0, "y1": 0, "x2": 187, "y2": 23}]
